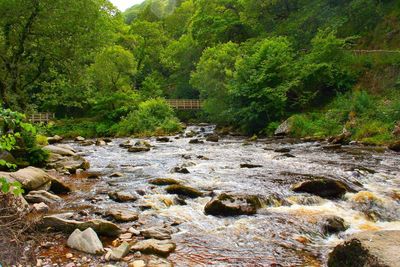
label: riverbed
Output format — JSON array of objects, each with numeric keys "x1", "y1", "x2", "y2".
[{"x1": 48, "y1": 125, "x2": 400, "y2": 266}]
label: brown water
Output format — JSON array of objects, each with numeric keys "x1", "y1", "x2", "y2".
[{"x1": 57, "y1": 125, "x2": 400, "y2": 266}]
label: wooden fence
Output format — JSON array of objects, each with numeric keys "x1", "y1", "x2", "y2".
[
  {"x1": 28, "y1": 113, "x2": 55, "y2": 124},
  {"x1": 166, "y1": 99, "x2": 203, "y2": 110}
]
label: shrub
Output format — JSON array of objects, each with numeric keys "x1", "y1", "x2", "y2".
[{"x1": 116, "y1": 98, "x2": 182, "y2": 136}]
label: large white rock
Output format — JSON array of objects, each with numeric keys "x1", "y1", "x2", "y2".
[
  {"x1": 44, "y1": 145, "x2": 76, "y2": 156},
  {"x1": 67, "y1": 228, "x2": 104, "y2": 254}
]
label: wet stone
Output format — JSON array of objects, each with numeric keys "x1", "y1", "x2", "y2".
[
  {"x1": 165, "y1": 184, "x2": 203, "y2": 198},
  {"x1": 149, "y1": 178, "x2": 181, "y2": 186},
  {"x1": 204, "y1": 193, "x2": 262, "y2": 216},
  {"x1": 140, "y1": 227, "x2": 172, "y2": 240},
  {"x1": 292, "y1": 178, "x2": 351, "y2": 199},
  {"x1": 172, "y1": 167, "x2": 190, "y2": 174},
  {"x1": 106, "y1": 209, "x2": 139, "y2": 222},
  {"x1": 109, "y1": 191, "x2": 138, "y2": 202},
  {"x1": 130, "y1": 239, "x2": 176, "y2": 257},
  {"x1": 321, "y1": 216, "x2": 348, "y2": 235},
  {"x1": 240, "y1": 163, "x2": 263, "y2": 169}
]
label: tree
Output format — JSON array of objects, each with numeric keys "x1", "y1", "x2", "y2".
[
  {"x1": 230, "y1": 37, "x2": 295, "y2": 132},
  {"x1": 0, "y1": 0, "x2": 119, "y2": 112},
  {"x1": 191, "y1": 42, "x2": 239, "y2": 123}
]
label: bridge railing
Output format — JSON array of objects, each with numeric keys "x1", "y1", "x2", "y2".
[
  {"x1": 166, "y1": 99, "x2": 203, "y2": 110},
  {"x1": 28, "y1": 112, "x2": 55, "y2": 124}
]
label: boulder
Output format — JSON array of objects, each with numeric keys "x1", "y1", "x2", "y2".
[
  {"x1": 189, "y1": 139, "x2": 204, "y2": 144},
  {"x1": 43, "y1": 145, "x2": 75, "y2": 156},
  {"x1": 81, "y1": 140, "x2": 95, "y2": 146},
  {"x1": 156, "y1": 137, "x2": 170, "y2": 142},
  {"x1": 41, "y1": 214, "x2": 121, "y2": 236},
  {"x1": 6, "y1": 167, "x2": 53, "y2": 191},
  {"x1": 47, "y1": 135, "x2": 63, "y2": 144},
  {"x1": 140, "y1": 227, "x2": 172, "y2": 240},
  {"x1": 128, "y1": 146, "x2": 150, "y2": 153},
  {"x1": 328, "y1": 230, "x2": 400, "y2": 267},
  {"x1": 49, "y1": 176, "x2": 72, "y2": 193},
  {"x1": 24, "y1": 190, "x2": 62, "y2": 204},
  {"x1": 106, "y1": 209, "x2": 138, "y2": 222},
  {"x1": 32, "y1": 202, "x2": 50, "y2": 212},
  {"x1": 388, "y1": 141, "x2": 400, "y2": 152},
  {"x1": 274, "y1": 147, "x2": 291, "y2": 153},
  {"x1": 206, "y1": 135, "x2": 219, "y2": 142},
  {"x1": 172, "y1": 167, "x2": 190, "y2": 174},
  {"x1": 53, "y1": 155, "x2": 90, "y2": 173},
  {"x1": 292, "y1": 178, "x2": 352, "y2": 198},
  {"x1": 96, "y1": 139, "x2": 107, "y2": 146},
  {"x1": 109, "y1": 172, "x2": 124, "y2": 178},
  {"x1": 149, "y1": 178, "x2": 180, "y2": 186},
  {"x1": 75, "y1": 136, "x2": 85, "y2": 142},
  {"x1": 165, "y1": 184, "x2": 203, "y2": 198},
  {"x1": 204, "y1": 193, "x2": 262, "y2": 216},
  {"x1": 321, "y1": 216, "x2": 348, "y2": 235},
  {"x1": 274, "y1": 119, "x2": 292, "y2": 136},
  {"x1": 67, "y1": 228, "x2": 104, "y2": 254},
  {"x1": 240, "y1": 163, "x2": 262, "y2": 169},
  {"x1": 131, "y1": 239, "x2": 176, "y2": 257},
  {"x1": 109, "y1": 191, "x2": 138, "y2": 202},
  {"x1": 110, "y1": 241, "x2": 131, "y2": 260}
]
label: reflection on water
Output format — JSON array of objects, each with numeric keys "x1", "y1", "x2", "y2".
[{"x1": 62, "y1": 125, "x2": 400, "y2": 266}]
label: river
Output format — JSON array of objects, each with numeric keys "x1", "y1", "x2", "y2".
[{"x1": 50, "y1": 125, "x2": 400, "y2": 266}]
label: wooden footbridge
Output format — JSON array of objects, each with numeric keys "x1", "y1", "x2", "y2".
[{"x1": 166, "y1": 99, "x2": 203, "y2": 110}]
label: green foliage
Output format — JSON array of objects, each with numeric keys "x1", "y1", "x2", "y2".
[
  {"x1": 0, "y1": 109, "x2": 48, "y2": 168},
  {"x1": 230, "y1": 37, "x2": 295, "y2": 133},
  {"x1": 116, "y1": 98, "x2": 182, "y2": 136},
  {"x1": 0, "y1": 178, "x2": 24, "y2": 196},
  {"x1": 191, "y1": 42, "x2": 239, "y2": 124}
]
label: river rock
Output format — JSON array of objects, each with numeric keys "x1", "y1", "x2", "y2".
[
  {"x1": 147, "y1": 256, "x2": 173, "y2": 267},
  {"x1": 149, "y1": 178, "x2": 180, "y2": 186},
  {"x1": 106, "y1": 209, "x2": 138, "y2": 222},
  {"x1": 165, "y1": 184, "x2": 203, "y2": 198},
  {"x1": 321, "y1": 216, "x2": 348, "y2": 235},
  {"x1": 292, "y1": 178, "x2": 351, "y2": 198},
  {"x1": 32, "y1": 202, "x2": 50, "y2": 212},
  {"x1": 240, "y1": 163, "x2": 262, "y2": 168},
  {"x1": 274, "y1": 119, "x2": 292, "y2": 136},
  {"x1": 96, "y1": 139, "x2": 107, "y2": 146},
  {"x1": 204, "y1": 193, "x2": 262, "y2": 216},
  {"x1": 274, "y1": 147, "x2": 291, "y2": 153},
  {"x1": 110, "y1": 172, "x2": 124, "y2": 177},
  {"x1": 322, "y1": 144, "x2": 342, "y2": 150},
  {"x1": 185, "y1": 131, "x2": 196, "y2": 138},
  {"x1": 49, "y1": 176, "x2": 72, "y2": 193},
  {"x1": 67, "y1": 228, "x2": 104, "y2": 254},
  {"x1": 129, "y1": 260, "x2": 146, "y2": 267},
  {"x1": 4, "y1": 167, "x2": 56, "y2": 191},
  {"x1": 206, "y1": 135, "x2": 219, "y2": 142},
  {"x1": 172, "y1": 167, "x2": 190, "y2": 174},
  {"x1": 109, "y1": 191, "x2": 138, "y2": 202},
  {"x1": 44, "y1": 145, "x2": 75, "y2": 156},
  {"x1": 189, "y1": 139, "x2": 204, "y2": 144},
  {"x1": 131, "y1": 239, "x2": 176, "y2": 257},
  {"x1": 128, "y1": 146, "x2": 151, "y2": 153},
  {"x1": 81, "y1": 140, "x2": 95, "y2": 146},
  {"x1": 24, "y1": 190, "x2": 62, "y2": 204},
  {"x1": 156, "y1": 137, "x2": 170, "y2": 142},
  {"x1": 388, "y1": 141, "x2": 400, "y2": 152},
  {"x1": 328, "y1": 230, "x2": 400, "y2": 267},
  {"x1": 53, "y1": 155, "x2": 90, "y2": 173},
  {"x1": 75, "y1": 136, "x2": 85, "y2": 142},
  {"x1": 110, "y1": 241, "x2": 131, "y2": 260},
  {"x1": 41, "y1": 214, "x2": 121, "y2": 236},
  {"x1": 140, "y1": 227, "x2": 172, "y2": 240},
  {"x1": 47, "y1": 135, "x2": 63, "y2": 144}
]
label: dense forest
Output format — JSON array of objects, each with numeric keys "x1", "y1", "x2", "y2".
[{"x1": 1, "y1": 0, "x2": 400, "y2": 141}]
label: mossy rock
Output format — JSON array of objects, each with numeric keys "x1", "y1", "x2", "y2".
[
  {"x1": 149, "y1": 178, "x2": 181, "y2": 186},
  {"x1": 165, "y1": 184, "x2": 203, "y2": 198},
  {"x1": 204, "y1": 193, "x2": 262, "y2": 216}
]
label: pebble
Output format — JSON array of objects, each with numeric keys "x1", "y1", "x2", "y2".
[
  {"x1": 128, "y1": 227, "x2": 141, "y2": 235},
  {"x1": 119, "y1": 232, "x2": 133, "y2": 239},
  {"x1": 65, "y1": 253, "x2": 73, "y2": 259}
]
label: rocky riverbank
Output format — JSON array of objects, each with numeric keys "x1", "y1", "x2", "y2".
[{"x1": 1, "y1": 125, "x2": 400, "y2": 266}]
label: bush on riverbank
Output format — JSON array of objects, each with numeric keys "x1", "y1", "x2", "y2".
[
  {"x1": 288, "y1": 90, "x2": 400, "y2": 144},
  {"x1": 49, "y1": 98, "x2": 182, "y2": 138}
]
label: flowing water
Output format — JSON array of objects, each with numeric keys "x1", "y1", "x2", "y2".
[{"x1": 56, "y1": 125, "x2": 400, "y2": 266}]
